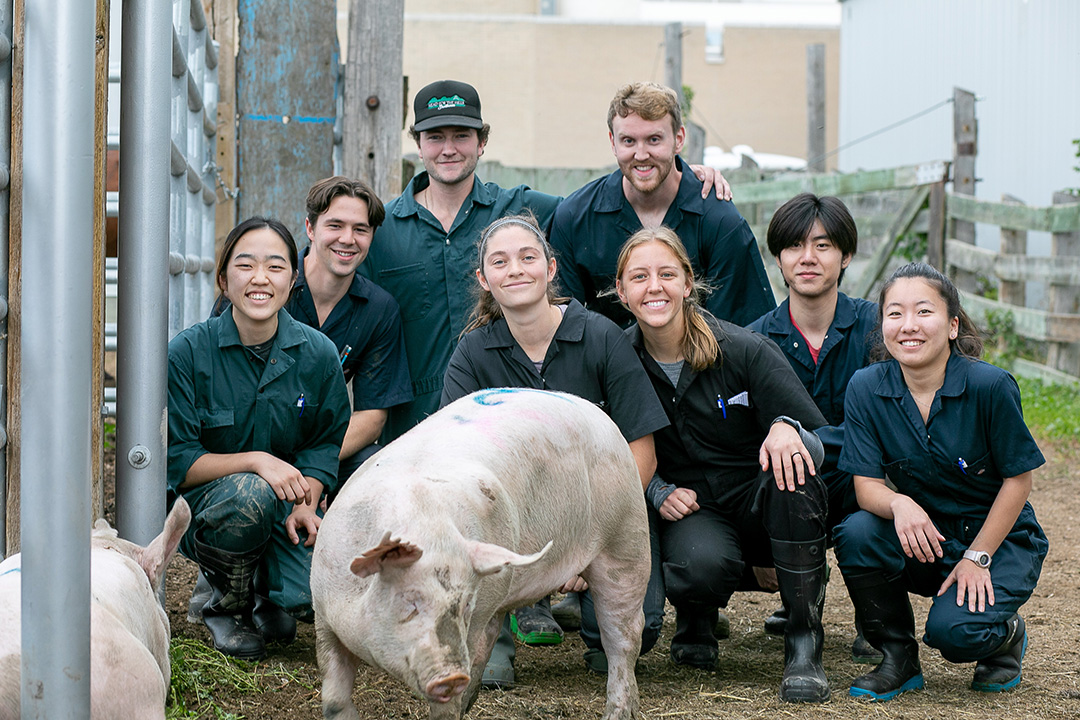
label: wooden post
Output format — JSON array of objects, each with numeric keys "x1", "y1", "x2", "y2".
[
  {"x1": 343, "y1": 0, "x2": 404, "y2": 203},
  {"x1": 806, "y1": 43, "x2": 825, "y2": 174},
  {"x1": 5, "y1": 0, "x2": 22, "y2": 552},
  {"x1": 664, "y1": 22, "x2": 683, "y2": 106},
  {"x1": 950, "y1": 87, "x2": 977, "y2": 292},
  {"x1": 91, "y1": 0, "x2": 109, "y2": 520},
  {"x1": 206, "y1": 0, "x2": 237, "y2": 253},
  {"x1": 998, "y1": 194, "x2": 1027, "y2": 309},
  {"x1": 1047, "y1": 192, "x2": 1080, "y2": 376},
  {"x1": 236, "y1": 0, "x2": 337, "y2": 236},
  {"x1": 926, "y1": 179, "x2": 946, "y2": 270}
]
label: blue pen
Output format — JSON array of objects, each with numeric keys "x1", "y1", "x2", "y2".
[
  {"x1": 296, "y1": 393, "x2": 306, "y2": 418},
  {"x1": 717, "y1": 394, "x2": 727, "y2": 419},
  {"x1": 957, "y1": 457, "x2": 968, "y2": 475},
  {"x1": 339, "y1": 345, "x2": 352, "y2": 366}
]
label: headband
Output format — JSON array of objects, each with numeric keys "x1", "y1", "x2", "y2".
[{"x1": 480, "y1": 217, "x2": 546, "y2": 245}]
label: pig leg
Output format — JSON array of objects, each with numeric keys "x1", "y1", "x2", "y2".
[
  {"x1": 316, "y1": 621, "x2": 362, "y2": 720},
  {"x1": 459, "y1": 613, "x2": 504, "y2": 717},
  {"x1": 586, "y1": 546, "x2": 650, "y2": 720}
]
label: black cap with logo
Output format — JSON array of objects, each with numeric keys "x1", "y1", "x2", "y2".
[{"x1": 412, "y1": 80, "x2": 484, "y2": 132}]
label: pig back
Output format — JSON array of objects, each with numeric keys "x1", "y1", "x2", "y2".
[{"x1": 325, "y1": 388, "x2": 647, "y2": 589}]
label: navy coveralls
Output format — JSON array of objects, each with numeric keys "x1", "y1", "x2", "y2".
[
  {"x1": 834, "y1": 354, "x2": 1047, "y2": 662},
  {"x1": 747, "y1": 293, "x2": 878, "y2": 533}
]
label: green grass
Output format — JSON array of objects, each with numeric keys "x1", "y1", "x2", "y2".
[
  {"x1": 167, "y1": 638, "x2": 256, "y2": 719},
  {"x1": 104, "y1": 421, "x2": 116, "y2": 451},
  {"x1": 1016, "y1": 376, "x2": 1080, "y2": 442}
]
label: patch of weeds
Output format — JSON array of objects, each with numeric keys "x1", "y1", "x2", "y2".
[
  {"x1": 983, "y1": 307, "x2": 1043, "y2": 369},
  {"x1": 1016, "y1": 377, "x2": 1080, "y2": 441},
  {"x1": 104, "y1": 421, "x2": 116, "y2": 451}
]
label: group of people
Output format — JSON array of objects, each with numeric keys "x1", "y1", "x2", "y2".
[{"x1": 166, "y1": 78, "x2": 1047, "y2": 704}]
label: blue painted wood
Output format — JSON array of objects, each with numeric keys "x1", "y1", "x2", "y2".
[{"x1": 236, "y1": 0, "x2": 338, "y2": 238}]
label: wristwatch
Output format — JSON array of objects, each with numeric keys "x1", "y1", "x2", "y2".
[{"x1": 963, "y1": 549, "x2": 992, "y2": 569}]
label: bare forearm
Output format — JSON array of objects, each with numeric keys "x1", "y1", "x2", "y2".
[
  {"x1": 853, "y1": 474, "x2": 901, "y2": 518},
  {"x1": 340, "y1": 409, "x2": 388, "y2": 459},
  {"x1": 628, "y1": 435, "x2": 658, "y2": 491},
  {"x1": 182, "y1": 451, "x2": 266, "y2": 489},
  {"x1": 968, "y1": 472, "x2": 1032, "y2": 556}
]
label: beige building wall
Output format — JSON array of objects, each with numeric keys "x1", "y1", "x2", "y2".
[{"x1": 400, "y1": 16, "x2": 838, "y2": 170}]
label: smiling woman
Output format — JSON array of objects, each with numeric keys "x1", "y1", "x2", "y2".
[{"x1": 167, "y1": 216, "x2": 350, "y2": 661}]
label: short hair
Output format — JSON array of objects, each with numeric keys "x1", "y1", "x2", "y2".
[
  {"x1": 305, "y1": 176, "x2": 386, "y2": 231},
  {"x1": 607, "y1": 83, "x2": 682, "y2": 138},
  {"x1": 215, "y1": 216, "x2": 298, "y2": 300},
  {"x1": 766, "y1": 193, "x2": 858, "y2": 285},
  {"x1": 407, "y1": 123, "x2": 491, "y2": 147}
]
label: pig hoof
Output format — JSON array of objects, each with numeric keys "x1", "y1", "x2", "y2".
[{"x1": 426, "y1": 672, "x2": 470, "y2": 701}]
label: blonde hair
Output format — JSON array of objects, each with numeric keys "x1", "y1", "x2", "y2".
[
  {"x1": 613, "y1": 227, "x2": 720, "y2": 371},
  {"x1": 462, "y1": 211, "x2": 568, "y2": 335}
]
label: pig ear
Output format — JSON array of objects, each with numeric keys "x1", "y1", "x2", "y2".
[
  {"x1": 136, "y1": 498, "x2": 192, "y2": 591},
  {"x1": 350, "y1": 531, "x2": 424, "y2": 578},
  {"x1": 467, "y1": 540, "x2": 553, "y2": 577}
]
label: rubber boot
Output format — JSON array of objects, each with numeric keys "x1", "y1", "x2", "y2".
[
  {"x1": 481, "y1": 615, "x2": 515, "y2": 689},
  {"x1": 186, "y1": 571, "x2": 211, "y2": 623},
  {"x1": 511, "y1": 595, "x2": 564, "y2": 645},
  {"x1": 764, "y1": 605, "x2": 788, "y2": 636},
  {"x1": 252, "y1": 568, "x2": 297, "y2": 645},
  {"x1": 845, "y1": 573, "x2": 923, "y2": 701},
  {"x1": 551, "y1": 592, "x2": 582, "y2": 632},
  {"x1": 195, "y1": 538, "x2": 266, "y2": 661},
  {"x1": 971, "y1": 614, "x2": 1027, "y2": 692},
  {"x1": 772, "y1": 538, "x2": 830, "y2": 703},
  {"x1": 670, "y1": 604, "x2": 718, "y2": 669}
]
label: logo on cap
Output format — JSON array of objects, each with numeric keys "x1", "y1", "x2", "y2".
[{"x1": 428, "y1": 95, "x2": 467, "y2": 111}]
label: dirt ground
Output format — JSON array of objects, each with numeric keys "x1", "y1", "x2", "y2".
[{"x1": 148, "y1": 438, "x2": 1080, "y2": 720}]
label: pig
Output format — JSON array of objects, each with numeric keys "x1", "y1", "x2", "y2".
[
  {"x1": 312, "y1": 388, "x2": 651, "y2": 720},
  {"x1": 0, "y1": 499, "x2": 191, "y2": 720}
]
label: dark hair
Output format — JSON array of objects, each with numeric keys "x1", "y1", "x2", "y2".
[
  {"x1": 463, "y1": 211, "x2": 567, "y2": 334},
  {"x1": 612, "y1": 226, "x2": 722, "y2": 372},
  {"x1": 305, "y1": 176, "x2": 386, "y2": 230},
  {"x1": 766, "y1": 193, "x2": 858, "y2": 286},
  {"x1": 607, "y1": 82, "x2": 682, "y2": 138},
  {"x1": 407, "y1": 123, "x2": 491, "y2": 146},
  {"x1": 215, "y1": 216, "x2": 298, "y2": 300},
  {"x1": 870, "y1": 262, "x2": 984, "y2": 362}
]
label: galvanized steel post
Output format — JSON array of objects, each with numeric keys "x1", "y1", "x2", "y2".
[
  {"x1": 0, "y1": 0, "x2": 13, "y2": 557},
  {"x1": 21, "y1": 0, "x2": 95, "y2": 713},
  {"x1": 117, "y1": 0, "x2": 172, "y2": 545}
]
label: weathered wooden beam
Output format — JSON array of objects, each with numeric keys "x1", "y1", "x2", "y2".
[
  {"x1": 951, "y1": 87, "x2": 976, "y2": 246},
  {"x1": 960, "y1": 290, "x2": 1080, "y2": 344},
  {"x1": 731, "y1": 160, "x2": 947, "y2": 204},
  {"x1": 1047, "y1": 192, "x2": 1080, "y2": 376},
  {"x1": 946, "y1": 192, "x2": 1080, "y2": 233},
  {"x1": 91, "y1": 0, "x2": 109, "y2": 521},
  {"x1": 926, "y1": 179, "x2": 946, "y2": 269},
  {"x1": 1012, "y1": 358, "x2": 1080, "y2": 387},
  {"x1": 806, "y1": 43, "x2": 825, "y2": 174},
  {"x1": 852, "y1": 184, "x2": 930, "y2": 299},
  {"x1": 343, "y1": 0, "x2": 404, "y2": 202},
  {"x1": 5, "y1": 0, "x2": 23, "y2": 553},
  {"x1": 946, "y1": 239, "x2": 1080, "y2": 286},
  {"x1": 998, "y1": 194, "x2": 1027, "y2": 308},
  {"x1": 206, "y1": 0, "x2": 237, "y2": 252}
]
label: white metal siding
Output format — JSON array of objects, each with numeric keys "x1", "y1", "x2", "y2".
[{"x1": 839, "y1": 0, "x2": 1080, "y2": 218}]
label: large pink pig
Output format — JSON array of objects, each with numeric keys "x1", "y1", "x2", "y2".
[
  {"x1": 0, "y1": 499, "x2": 190, "y2": 719},
  {"x1": 312, "y1": 388, "x2": 650, "y2": 720}
]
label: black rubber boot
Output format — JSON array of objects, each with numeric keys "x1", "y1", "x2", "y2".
[
  {"x1": 845, "y1": 573, "x2": 923, "y2": 701},
  {"x1": 551, "y1": 592, "x2": 582, "y2": 632},
  {"x1": 764, "y1": 605, "x2": 788, "y2": 636},
  {"x1": 511, "y1": 595, "x2": 564, "y2": 645},
  {"x1": 195, "y1": 538, "x2": 266, "y2": 661},
  {"x1": 186, "y1": 571, "x2": 211, "y2": 623},
  {"x1": 773, "y1": 538, "x2": 830, "y2": 703},
  {"x1": 252, "y1": 569, "x2": 297, "y2": 645},
  {"x1": 971, "y1": 614, "x2": 1026, "y2": 692},
  {"x1": 670, "y1": 604, "x2": 718, "y2": 669}
]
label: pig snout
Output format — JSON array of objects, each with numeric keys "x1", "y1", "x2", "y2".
[{"x1": 425, "y1": 672, "x2": 470, "y2": 702}]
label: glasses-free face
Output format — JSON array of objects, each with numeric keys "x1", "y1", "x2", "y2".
[
  {"x1": 616, "y1": 240, "x2": 692, "y2": 332},
  {"x1": 881, "y1": 277, "x2": 959, "y2": 372},
  {"x1": 610, "y1": 112, "x2": 685, "y2": 196},
  {"x1": 306, "y1": 195, "x2": 374, "y2": 280},
  {"x1": 220, "y1": 227, "x2": 296, "y2": 342},
  {"x1": 476, "y1": 226, "x2": 556, "y2": 313},
  {"x1": 777, "y1": 219, "x2": 850, "y2": 299},
  {"x1": 417, "y1": 126, "x2": 485, "y2": 187}
]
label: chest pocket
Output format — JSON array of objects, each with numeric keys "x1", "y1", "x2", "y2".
[
  {"x1": 197, "y1": 407, "x2": 235, "y2": 452},
  {"x1": 881, "y1": 457, "x2": 925, "y2": 499},
  {"x1": 378, "y1": 263, "x2": 431, "y2": 322}
]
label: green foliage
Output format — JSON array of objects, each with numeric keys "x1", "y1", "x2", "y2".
[
  {"x1": 103, "y1": 421, "x2": 116, "y2": 451},
  {"x1": 1069, "y1": 138, "x2": 1080, "y2": 196},
  {"x1": 1015, "y1": 376, "x2": 1080, "y2": 441},
  {"x1": 983, "y1": 307, "x2": 1042, "y2": 369},
  {"x1": 681, "y1": 84, "x2": 695, "y2": 117},
  {"x1": 166, "y1": 638, "x2": 315, "y2": 719}
]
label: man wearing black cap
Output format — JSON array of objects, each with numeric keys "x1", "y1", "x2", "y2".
[{"x1": 362, "y1": 80, "x2": 562, "y2": 442}]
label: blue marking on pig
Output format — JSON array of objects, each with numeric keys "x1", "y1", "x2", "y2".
[
  {"x1": 472, "y1": 388, "x2": 572, "y2": 406},
  {"x1": 0, "y1": 567, "x2": 19, "y2": 577}
]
